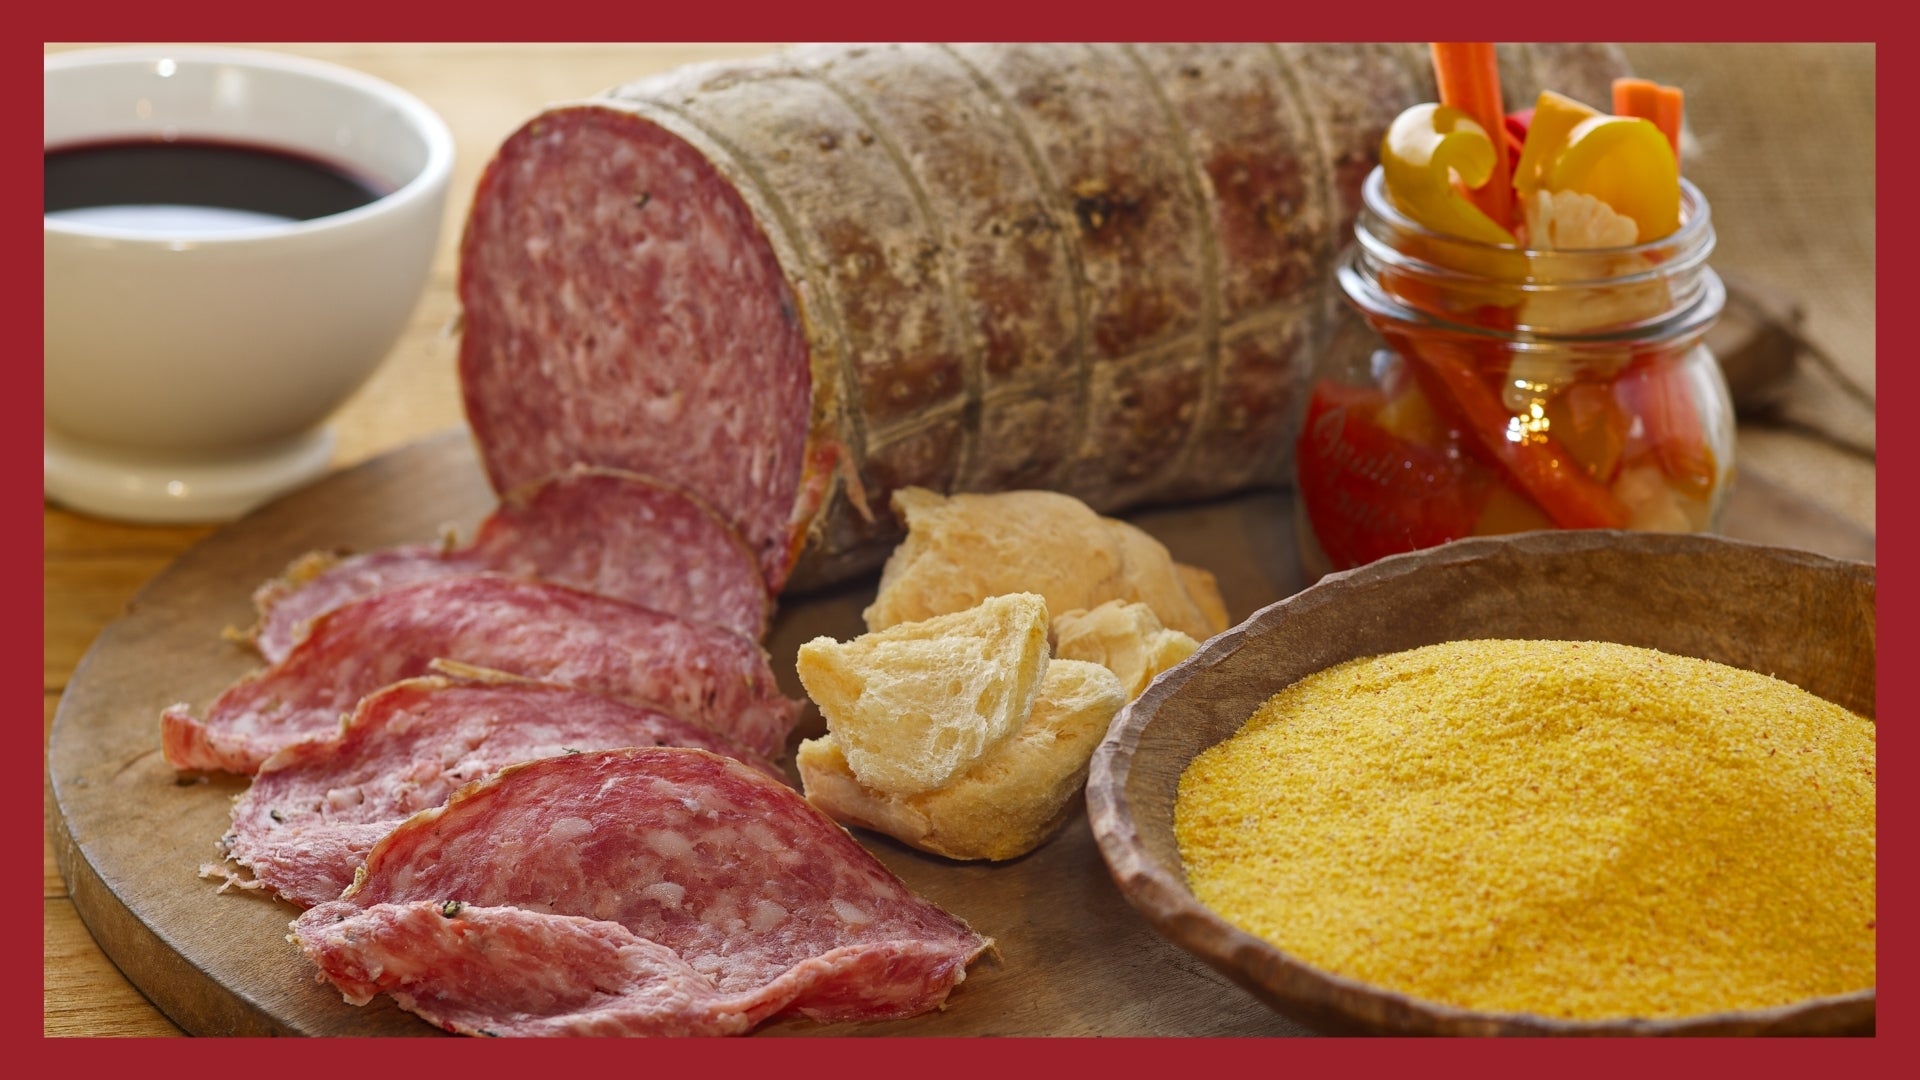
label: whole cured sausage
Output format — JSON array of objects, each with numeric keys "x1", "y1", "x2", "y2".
[
  {"x1": 292, "y1": 747, "x2": 993, "y2": 1036},
  {"x1": 249, "y1": 466, "x2": 771, "y2": 660},
  {"x1": 220, "y1": 673, "x2": 780, "y2": 908},
  {"x1": 458, "y1": 42, "x2": 1626, "y2": 592},
  {"x1": 161, "y1": 576, "x2": 802, "y2": 774}
]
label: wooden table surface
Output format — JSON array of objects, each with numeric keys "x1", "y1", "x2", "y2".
[{"x1": 43, "y1": 42, "x2": 1877, "y2": 1038}]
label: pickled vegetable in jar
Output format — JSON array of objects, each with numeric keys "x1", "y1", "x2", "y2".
[{"x1": 1294, "y1": 166, "x2": 1732, "y2": 579}]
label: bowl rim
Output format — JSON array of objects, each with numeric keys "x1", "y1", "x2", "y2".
[
  {"x1": 42, "y1": 44, "x2": 455, "y2": 246},
  {"x1": 1087, "y1": 530, "x2": 1877, "y2": 1036}
]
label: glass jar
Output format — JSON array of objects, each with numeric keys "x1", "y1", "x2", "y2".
[{"x1": 1294, "y1": 166, "x2": 1733, "y2": 580}]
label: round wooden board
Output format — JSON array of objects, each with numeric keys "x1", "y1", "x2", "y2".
[{"x1": 46, "y1": 429, "x2": 1874, "y2": 1037}]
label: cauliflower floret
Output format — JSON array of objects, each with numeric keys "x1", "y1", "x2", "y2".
[
  {"x1": 1612, "y1": 463, "x2": 1706, "y2": 533},
  {"x1": 1522, "y1": 188, "x2": 1640, "y2": 251},
  {"x1": 1517, "y1": 189, "x2": 1669, "y2": 334}
]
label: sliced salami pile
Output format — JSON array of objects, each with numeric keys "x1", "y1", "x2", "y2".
[
  {"x1": 250, "y1": 466, "x2": 770, "y2": 661},
  {"x1": 457, "y1": 42, "x2": 1626, "y2": 592},
  {"x1": 222, "y1": 674, "x2": 780, "y2": 908},
  {"x1": 159, "y1": 458, "x2": 992, "y2": 1032},
  {"x1": 163, "y1": 574, "x2": 800, "y2": 774},
  {"x1": 293, "y1": 748, "x2": 993, "y2": 1036}
]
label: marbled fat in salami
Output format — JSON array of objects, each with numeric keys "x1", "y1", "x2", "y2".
[
  {"x1": 222, "y1": 674, "x2": 781, "y2": 908},
  {"x1": 292, "y1": 748, "x2": 993, "y2": 1036},
  {"x1": 161, "y1": 576, "x2": 801, "y2": 774},
  {"x1": 251, "y1": 466, "x2": 770, "y2": 661}
]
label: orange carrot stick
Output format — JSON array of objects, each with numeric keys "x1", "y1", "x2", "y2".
[
  {"x1": 1655, "y1": 84, "x2": 1685, "y2": 169},
  {"x1": 1430, "y1": 42, "x2": 1514, "y2": 231},
  {"x1": 1613, "y1": 77, "x2": 1659, "y2": 119},
  {"x1": 1613, "y1": 77, "x2": 1684, "y2": 168}
]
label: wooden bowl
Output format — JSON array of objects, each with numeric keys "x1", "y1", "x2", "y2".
[{"x1": 1087, "y1": 530, "x2": 1876, "y2": 1036}]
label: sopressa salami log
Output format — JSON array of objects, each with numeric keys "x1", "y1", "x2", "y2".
[
  {"x1": 458, "y1": 42, "x2": 1627, "y2": 592},
  {"x1": 161, "y1": 576, "x2": 802, "y2": 774},
  {"x1": 250, "y1": 465, "x2": 770, "y2": 661},
  {"x1": 292, "y1": 748, "x2": 994, "y2": 1036},
  {"x1": 219, "y1": 673, "x2": 781, "y2": 908}
]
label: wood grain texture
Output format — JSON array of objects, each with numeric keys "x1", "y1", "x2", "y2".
[{"x1": 43, "y1": 901, "x2": 184, "y2": 1038}]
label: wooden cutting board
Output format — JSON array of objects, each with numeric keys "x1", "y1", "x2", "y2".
[{"x1": 44, "y1": 429, "x2": 1874, "y2": 1037}]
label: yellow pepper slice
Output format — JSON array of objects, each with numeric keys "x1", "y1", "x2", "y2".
[
  {"x1": 1380, "y1": 102, "x2": 1518, "y2": 246},
  {"x1": 1512, "y1": 90, "x2": 1602, "y2": 200},
  {"x1": 1547, "y1": 115, "x2": 1681, "y2": 243}
]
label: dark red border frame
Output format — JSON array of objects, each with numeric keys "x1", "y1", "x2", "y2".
[{"x1": 23, "y1": 4, "x2": 1901, "y2": 1073}]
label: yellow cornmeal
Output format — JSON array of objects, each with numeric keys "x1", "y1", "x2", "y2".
[{"x1": 1174, "y1": 639, "x2": 1875, "y2": 1021}]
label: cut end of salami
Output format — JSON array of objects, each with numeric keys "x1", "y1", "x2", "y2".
[
  {"x1": 458, "y1": 105, "x2": 820, "y2": 594},
  {"x1": 291, "y1": 748, "x2": 991, "y2": 1036}
]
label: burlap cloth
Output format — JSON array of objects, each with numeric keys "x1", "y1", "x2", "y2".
[{"x1": 1619, "y1": 44, "x2": 1875, "y2": 534}]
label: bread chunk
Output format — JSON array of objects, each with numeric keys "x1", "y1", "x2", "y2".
[
  {"x1": 1052, "y1": 600, "x2": 1201, "y2": 700},
  {"x1": 795, "y1": 592, "x2": 1049, "y2": 796},
  {"x1": 798, "y1": 660, "x2": 1126, "y2": 861},
  {"x1": 862, "y1": 487, "x2": 1228, "y2": 642}
]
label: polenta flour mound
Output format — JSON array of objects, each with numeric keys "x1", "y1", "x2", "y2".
[{"x1": 1174, "y1": 639, "x2": 1875, "y2": 1021}]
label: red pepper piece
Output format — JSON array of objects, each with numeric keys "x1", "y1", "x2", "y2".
[
  {"x1": 1504, "y1": 108, "x2": 1532, "y2": 175},
  {"x1": 1384, "y1": 330, "x2": 1631, "y2": 529},
  {"x1": 1613, "y1": 354, "x2": 1719, "y2": 498},
  {"x1": 1295, "y1": 380, "x2": 1497, "y2": 571}
]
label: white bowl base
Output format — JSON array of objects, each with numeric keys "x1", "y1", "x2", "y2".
[{"x1": 44, "y1": 426, "x2": 337, "y2": 524}]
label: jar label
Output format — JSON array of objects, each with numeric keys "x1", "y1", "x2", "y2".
[{"x1": 1294, "y1": 379, "x2": 1494, "y2": 571}]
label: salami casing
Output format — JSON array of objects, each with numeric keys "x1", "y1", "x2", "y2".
[
  {"x1": 221, "y1": 673, "x2": 780, "y2": 908},
  {"x1": 458, "y1": 42, "x2": 1626, "y2": 592},
  {"x1": 292, "y1": 748, "x2": 993, "y2": 1036},
  {"x1": 161, "y1": 576, "x2": 801, "y2": 774},
  {"x1": 250, "y1": 466, "x2": 770, "y2": 661}
]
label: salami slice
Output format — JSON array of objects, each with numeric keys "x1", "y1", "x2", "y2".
[
  {"x1": 251, "y1": 466, "x2": 769, "y2": 661},
  {"x1": 221, "y1": 673, "x2": 781, "y2": 908},
  {"x1": 291, "y1": 748, "x2": 993, "y2": 1036},
  {"x1": 161, "y1": 576, "x2": 801, "y2": 774},
  {"x1": 456, "y1": 42, "x2": 1627, "y2": 592}
]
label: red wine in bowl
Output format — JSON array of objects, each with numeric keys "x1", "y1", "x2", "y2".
[{"x1": 43, "y1": 137, "x2": 394, "y2": 234}]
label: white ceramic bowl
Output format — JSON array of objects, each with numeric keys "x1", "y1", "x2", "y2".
[{"x1": 44, "y1": 46, "x2": 454, "y2": 523}]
